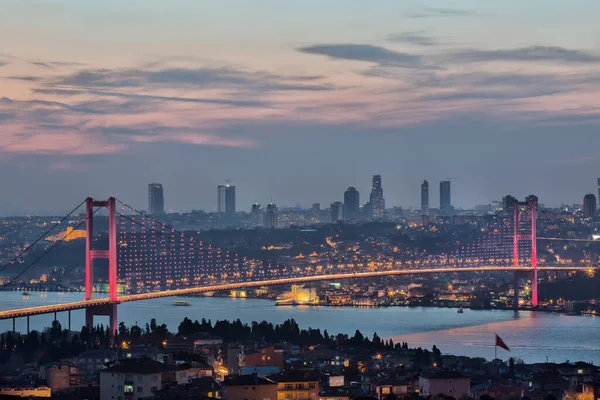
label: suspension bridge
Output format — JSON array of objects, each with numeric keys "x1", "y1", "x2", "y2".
[{"x1": 0, "y1": 196, "x2": 594, "y2": 333}]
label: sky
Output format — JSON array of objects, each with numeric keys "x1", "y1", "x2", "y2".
[{"x1": 2, "y1": 0, "x2": 600, "y2": 215}]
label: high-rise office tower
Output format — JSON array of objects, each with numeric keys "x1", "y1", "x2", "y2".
[
  {"x1": 597, "y1": 178, "x2": 600, "y2": 206},
  {"x1": 217, "y1": 183, "x2": 236, "y2": 214},
  {"x1": 369, "y1": 175, "x2": 385, "y2": 219},
  {"x1": 330, "y1": 201, "x2": 343, "y2": 222},
  {"x1": 583, "y1": 193, "x2": 597, "y2": 219},
  {"x1": 251, "y1": 203, "x2": 263, "y2": 226},
  {"x1": 343, "y1": 187, "x2": 360, "y2": 220},
  {"x1": 502, "y1": 195, "x2": 517, "y2": 211},
  {"x1": 526, "y1": 195, "x2": 538, "y2": 206},
  {"x1": 421, "y1": 180, "x2": 429, "y2": 216},
  {"x1": 148, "y1": 183, "x2": 164, "y2": 215},
  {"x1": 439, "y1": 180, "x2": 451, "y2": 215},
  {"x1": 263, "y1": 203, "x2": 278, "y2": 229},
  {"x1": 311, "y1": 203, "x2": 320, "y2": 218}
]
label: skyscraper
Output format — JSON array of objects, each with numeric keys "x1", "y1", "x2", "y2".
[
  {"x1": 330, "y1": 201, "x2": 343, "y2": 222},
  {"x1": 502, "y1": 195, "x2": 517, "y2": 211},
  {"x1": 343, "y1": 187, "x2": 360, "y2": 220},
  {"x1": 148, "y1": 183, "x2": 164, "y2": 215},
  {"x1": 369, "y1": 175, "x2": 385, "y2": 219},
  {"x1": 439, "y1": 180, "x2": 451, "y2": 215},
  {"x1": 217, "y1": 183, "x2": 236, "y2": 214},
  {"x1": 263, "y1": 203, "x2": 278, "y2": 229},
  {"x1": 421, "y1": 180, "x2": 429, "y2": 216},
  {"x1": 597, "y1": 178, "x2": 600, "y2": 206},
  {"x1": 583, "y1": 193, "x2": 597, "y2": 219},
  {"x1": 251, "y1": 203, "x2": 263, "y2": 226}
]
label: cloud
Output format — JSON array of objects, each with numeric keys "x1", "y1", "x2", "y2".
[
  {"x1": 33, "y1": 88, "x2": 272, "y2": 108},
  {"x1": 420, "y1": 88, "x2": 562, "y2": 102},
  {"x1": 6, "y1": 76, "x2": 41, "y2": 81},
  {"x1": 445, "y1": 46, "x2": 600, "y2": 64},
  {"x1": 297, "y1": 44, "x2": 425, "y2": 68},
  {"x1": 29, "y1": 60, "x2": 85, "y2": 68},
  {"x1": 0, "y1": 112, "x2": 13, "y2": 121},
  {"x1": 49, "y1": 66, "x2": 332, "y2": 93},
  {"x1": 408, "y1": 7, "x2": 480, "y2": 18},
  {"x1": 387, "y1": 31, "x2": 438, "y2": 46},
  {"x1": 89, "y1": 125, "x2": 255, "y2": 148}
]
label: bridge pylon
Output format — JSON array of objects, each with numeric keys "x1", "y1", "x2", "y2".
[{"x1": 85, "y1": 197, "x2": 118, "y2": 334}]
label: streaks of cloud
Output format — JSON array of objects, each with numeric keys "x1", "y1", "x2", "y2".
[
  {"x1": 387, "y1": 31, "x2": 439, "y2": 47},
  {"x1": 444, "y1": 46, "x2": 600, "y2": 64},
  {"x1": 408, "y1": 7, "x2": 481, "y2": 18},
  {"x1": 51, "y1": 66, "x2": 333, "y2": 93},
  {"x1": 6, "y1": 76, "x2": 41, "y2": 81},
  {"x1": 33, "y1": 88, "x2": 272, "y2": 108},
  {"x1": 297, "y1": 44, "x2": 425, "y2": 68}
]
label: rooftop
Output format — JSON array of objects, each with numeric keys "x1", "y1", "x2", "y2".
[
  {"x1": 101, "y1": 359, "x2": 178, "y2": 374},
  {"x1": 421, "y1": 370, "x2": 469, "y2": 380},
  {"x1": 222, "y1": 375, "x2": 277, "y2": 387},
  {"x1": 268, "y1": 370, "x2": 320, "y2": 383}
]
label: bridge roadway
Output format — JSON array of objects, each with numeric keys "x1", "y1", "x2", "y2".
[{"x1": 0, "y1": 266, "x2": 592, "y2": 320}]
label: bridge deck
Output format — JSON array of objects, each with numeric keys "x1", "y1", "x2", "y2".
[{"x1": 0, "y1": 266, "x2": 591, "y2": 320}]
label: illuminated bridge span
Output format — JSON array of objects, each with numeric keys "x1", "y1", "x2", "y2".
[
  {"x1": 0, "y1": 196, "x2": 595, "y2": 333},
  {"x1": 0, "y1": 266, "x2": 589, "y2": 322}
]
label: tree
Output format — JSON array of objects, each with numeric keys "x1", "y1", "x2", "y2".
[
  {"x1": 118, "y1": 322, "x2": 129, "y2": 336},
  {"x1": 352, "y1": 330, "x2": 364, "y2": 344},
  {"x1": 372, "y1": 332, "x2": 381, "y2": 347},
  {"x1": 432, "y1": 345, "x2": 443, "y2": 367}
]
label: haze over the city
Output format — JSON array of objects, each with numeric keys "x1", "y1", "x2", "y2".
[{"x1": 2, "y1": 0, "x2": 600, "y2": 215}]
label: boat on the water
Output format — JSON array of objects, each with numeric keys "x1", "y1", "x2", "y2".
[
  {"x1": 173, "y1": 300, "x2": 190, "y2": 306},
  {"x1": 457, "y1": 307, "x2": 464, "y2": 314},
  {"x1": 21, "y1": 292, "x2": 31, "y2": 296}
]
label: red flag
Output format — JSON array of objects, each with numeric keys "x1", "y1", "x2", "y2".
[{"x1": 495, "y1": 334, "x2": 510, "y2": 351}]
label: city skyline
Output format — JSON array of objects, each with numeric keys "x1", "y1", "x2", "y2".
[{"x1": 2, "y1": 1, "x2": 600, "y2": 214}]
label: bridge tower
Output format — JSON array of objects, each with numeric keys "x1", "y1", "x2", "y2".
[
  {"x1": 85, "y1": 197, "x2": 118, "y2": 334},
  {"x1": 512, "y1": 197, "x2": 538, "y2": 308}
]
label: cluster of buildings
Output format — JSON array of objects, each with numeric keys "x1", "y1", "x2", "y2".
[
  {"x1": 146, "y1": 176, "x2": 456, "y2": 228},
  {"x1": 3, "y1": 327, "x2": 600, "y2": 400},
  {"x1": 143, "y1": 177, "x2": 600, "y2": 230}
]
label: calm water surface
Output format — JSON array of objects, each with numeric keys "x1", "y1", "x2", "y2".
[{"x1": 1, "y1": 292, "x2": 597, "y2": 364}]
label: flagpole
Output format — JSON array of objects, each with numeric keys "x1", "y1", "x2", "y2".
[{"x1": 495, "y1": 343, "x2": 497, "y2": 359}]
